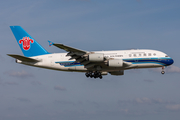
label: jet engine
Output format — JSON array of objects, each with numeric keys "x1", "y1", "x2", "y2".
[
  {"x1": 88, "y1": 53, "x2": 104, "y2": 62},
  {"x1": 107, "y1": 59, "x2": 123, "y2": 67}
]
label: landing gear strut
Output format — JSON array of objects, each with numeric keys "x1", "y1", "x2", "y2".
[
  {"x1": 85, "y1": 71, "x2": 103, "y2": 79},
  {"x1": 161, "y1": 66, "x2": 165, "y2": 74}
]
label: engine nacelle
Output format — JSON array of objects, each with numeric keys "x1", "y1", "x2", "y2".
[
  {"x1": 107, "y1": 59, "x2": 123, "y2": 67},
  {"x1": 109, "y1": 70, "x2": 124, "y2": 76},
  {"x1": 88, "y1": 53, "x2": 104, "y2": 62}
]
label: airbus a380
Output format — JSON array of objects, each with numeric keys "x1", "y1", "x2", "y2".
[{"x1": 8, "y1": 26, "x2": 174, "y2": 79}]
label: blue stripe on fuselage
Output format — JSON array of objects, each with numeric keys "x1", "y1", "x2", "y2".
[
  {"x1": 55, "y1": 61, "x2": 83, "y2": 67},
  {"x1": 123, "y1": 57, "x2": 174, "y2": 66},
  {"x1": 55, "y1": 57, "x2": 174, "y2": 67}
]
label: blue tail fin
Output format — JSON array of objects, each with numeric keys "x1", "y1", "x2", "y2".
[{"x1": 10, "y1": 26, "x2": 49, "y2": 57}]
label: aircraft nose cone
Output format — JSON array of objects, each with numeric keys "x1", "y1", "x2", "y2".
[
  {"x1": 171, "y1": 58, "x2": 174, "y2": 65},
  {"x1": 169, "y1": 58, "x2": 174, "y2": 65}
]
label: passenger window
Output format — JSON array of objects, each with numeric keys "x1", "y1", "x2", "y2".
[
  {"x1": 129, "y1": 54, "x2": 131, "y2": 57},
  {"x1": 144, "y1": 53, "x2": 146, "y2": 56},
  {"x1": 139, "y1": 54, "x2": 141, "y2": 57},
  {"x1": 133, "y1": 54, "x2": 136, "y2": 57},
  {"x1": 148, "y1": 53, "x2": 151, "y2": 56},
  {"x1": 153, "y1": 53, "x2": 156, "y2": 56}
]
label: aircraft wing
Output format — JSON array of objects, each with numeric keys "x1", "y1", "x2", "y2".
[
  {"x1": 53, "y1": 43, "x2": 87, "y2": 54},
  {"x1": 50, "y1": 41, "x2": 132, "y2": 69},
  {"x1": 50, "y1": 41, "x2": 103, "y2": 68},
  {"x1": 7, "y1": 54, "x2": 40, "y2": 62}
]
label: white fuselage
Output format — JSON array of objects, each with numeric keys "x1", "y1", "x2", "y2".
[{"x1": 16, "y1": 49, "x2": 174, "y2": 73}]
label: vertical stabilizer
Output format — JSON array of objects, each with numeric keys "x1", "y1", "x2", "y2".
[{"x1": 10, "y1": 26, "x2": 49, "y2": 57}]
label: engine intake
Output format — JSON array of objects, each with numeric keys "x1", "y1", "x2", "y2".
[
  {"x1": 107, "y1": 59, "x2": 123, "y2": 67},
  {"x1": 88, "y1": 53, "x2": 104, "y2": 62}
]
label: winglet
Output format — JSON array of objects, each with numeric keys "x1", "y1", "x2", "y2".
[{"x1": 48, "y1": 40, "x2": 54, "y2": 47}]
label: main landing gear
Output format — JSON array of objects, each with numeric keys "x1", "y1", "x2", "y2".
[
  {"x1": 85, "y1": 71, "x2": 103, "y2": 79},
  {"x1": 161, "y1": 66, "x2": 165, "y2": 74}
]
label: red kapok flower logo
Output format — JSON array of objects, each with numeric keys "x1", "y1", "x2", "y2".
[{"x1": 19, "y1": 37, "x2": 34, "y2": 50}]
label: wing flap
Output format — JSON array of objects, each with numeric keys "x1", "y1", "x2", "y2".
[{"x1": 7, "y1": 54, "x2": 39, "y2": 62}]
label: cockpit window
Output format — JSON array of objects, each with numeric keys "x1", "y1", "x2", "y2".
[{"x1": 165, "y1": 55, "x2": 169, "y2": 57}]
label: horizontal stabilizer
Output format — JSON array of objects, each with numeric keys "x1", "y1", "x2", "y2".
[{"x1": 7, "y1": 54, "x2": 39, "y2": 62}]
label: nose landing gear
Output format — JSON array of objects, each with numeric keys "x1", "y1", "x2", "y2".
[
  {"x1": 161, "y1": 66, "x2": 165, "y2": 74},
  {"x1": 85, "y1": 71, "x2": 103, "y2": 79}
]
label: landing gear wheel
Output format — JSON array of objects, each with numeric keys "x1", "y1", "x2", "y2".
[
  {"x1": 85, "y1": 71, "x2": 103, "y2": 79},
  {"x1": 161, "y1": 66, "x2": 165, "y2": 75},
  {"x1": 85, "y1": 72, "x2": 90, "y2": 77}
]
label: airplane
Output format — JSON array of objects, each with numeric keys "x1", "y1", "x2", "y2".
[{"x1": 8, "y1": 26, "x2": 174, "y2": 79}]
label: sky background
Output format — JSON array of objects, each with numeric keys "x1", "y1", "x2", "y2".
[{"x1": 0, "y1": 0, "x2": 180, "y2": 120}]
